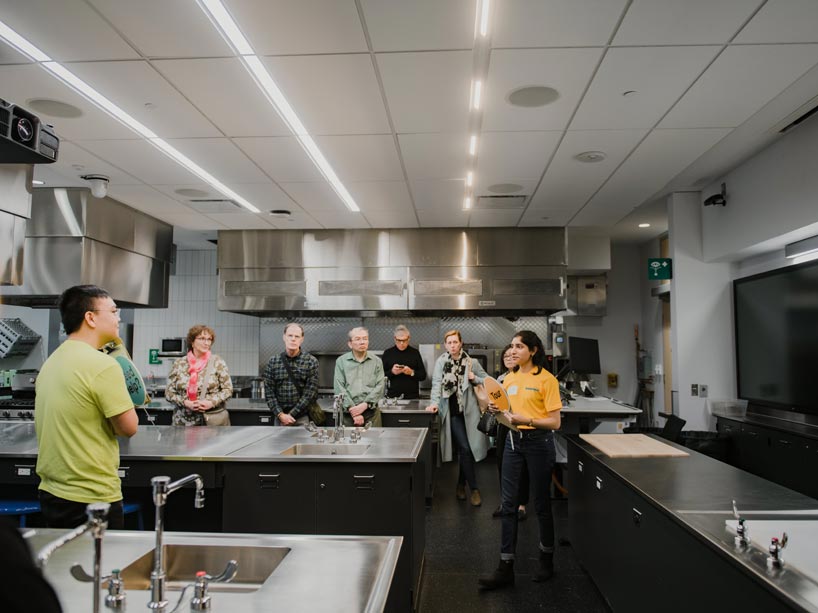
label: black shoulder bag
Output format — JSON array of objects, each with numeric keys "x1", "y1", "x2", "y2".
[{"x1": 280, "y1": 353, "x2": 325, "y2": 425}]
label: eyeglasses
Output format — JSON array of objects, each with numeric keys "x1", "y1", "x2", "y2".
[
  {"x1": 195, "y1": 336, "x2": 214, "y2": 343},
  {"x1": 92, "y1": 308, "x2": 121, "y2": 316},
  {"x1": 394, "y1": 337, "x2": 410, "y2": 343}
]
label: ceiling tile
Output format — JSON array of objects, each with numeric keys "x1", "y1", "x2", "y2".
[
  {"x1": 221, "y1": 182, "x2": 299, "y2": 212},
  {"x1": 519, "y1": 208, "x2": 576, "y2": 227},
  {"x1": 66, "y1": 61, "x2": 222, "y2": 138},
  {"x1": 468, "y1": 209, "x2": 523, "y2": 227},
  {"x1": 0, "y1": 40, "x2": 33, "y2": 64},
  {"x1": 233, "y1": 137, "x2": 323, "y2": 182},
  {"x1": 572, "y1": 128, "x2": 730, "y2": 226},
  {"x1": 106, "y1": 185, "x2": 197, "y2": 217},
  {"x1": 660, "y1": 44, "x2": 818, "y2": 128},
  {"x1": 737, "y1": 0, "x2": 818, "y2": 44},
  {"x1": 493, "y1": 0, "x2": 627, "y2": 47},
  {"x1": 151, "y1": 212, "x2": 228, "y2": 231},
  {"x1": 89, "y1": 0, "x2": 232, "y2": 57},
  {"x1": 205, "y1": 212, "x2": 276, "y2": 230},
  {"x1": 153, "y1": 58, "x2": 291, "y2": 137},
  {"x1": 571, "y1": 46, "x2": 720, "y2": 130},
  {"x1": 164, "y1": 138, "x2": 270, "y2": 183},
  {"x1": 399, "y1": 133, "x2": 468, "y2": 181},
  {"x1": 280, "y1": 181, "x2": 356, "y2": 213},
  {"x1": 614, "y1": 0, "x2": 760, "y2": 45},
  {"x1": 0, "y1": 0, "x2": 139, "y2": 61},
  {"x1": 417, "y1": 208, "x2": 471, "y2": 227},
  {"x1": 314, "y1": 135, "x2": 404, "y2": 182},
  {"x1": 360, "y1": 0, "x2": 474, "y2": 51},
  {"x1": 478, "y1": 131, "x2": 562, "y2": 180},
  {"x1": 75, "y1": 140, "x2": 203, "y2": 184},
  {"x1": 0, "y1": 64, "x2": 137, "y2": 140},
  {"x1": 262, "y1": 54, "x2": 390, "y2": 135},
  {"x1": 312, "y1": 211, "x2": 372, "y2": 229},
  {"x1": 482, "y1": 48, "x2": 604, "y2": 132},
  {"x1": 474, "y1": 179, "x2": 538, "y2": 198},
  {"x1": 529, "y1": 129, "x2": 647, "y2": 211},
  {"x1": 410, "y1": 179, "x2": 468, "y2": 211},
  {"x1": 365, "y1": 209, "x2": 419, "y2": 228},
  {"x1": 378, "y1": 51, "x2": 472, "y2": 133},
  {"x1": 227, "y1": 0, "x2": 367, "y2": 54},
  {"x1": 347, "y1": 181, "x2": 414, "y2": 212},
  {"x1": 45, "y1": 141, "x2": 144, "y2": 185}
]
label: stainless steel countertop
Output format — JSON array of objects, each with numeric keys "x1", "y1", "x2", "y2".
[
  {"x1": 25, "y1": 529, "x2": 401, "y2": 613},
  {"x1": 0, "y1": 424, "x2": 427, "y2": 463},
  {"x1": 142, "y1": 398, "x2": 271, "y2": 412},
  {"x1": 317, "y1": 397, "x2": 434, "y2": 414}
]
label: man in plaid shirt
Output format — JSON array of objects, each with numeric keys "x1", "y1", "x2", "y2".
[{"x1": 263, "y1": 322, "x2": 319, "y2": 426}]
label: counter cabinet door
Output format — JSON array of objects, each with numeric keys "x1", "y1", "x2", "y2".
[
  {"x1": 222, "y1": 463, "x2": 316, "y2": 534},
  {"x1": 382, "y1": 413, "x2": 434, "y2": 428}
]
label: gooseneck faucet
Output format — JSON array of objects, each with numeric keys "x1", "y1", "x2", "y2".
[
  {"x1": 37, "y1": 503, "x2": 110, "y2": 613},
  {"x1": 333, "y1": 394, "x2": 345, "y2": 441},
  {"x1": 149, "y1": 474, "x2": 205, "y2": 611}
]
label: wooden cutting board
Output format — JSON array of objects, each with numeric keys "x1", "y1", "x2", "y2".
[{"x1": 580, "y1": 434, "x2": 689, "y2": 458}]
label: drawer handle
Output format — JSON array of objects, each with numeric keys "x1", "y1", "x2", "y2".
[
  {"x1": 258, "y1": 473, "x2": 280, "y2": 489},
  {"x1": 746, "y1": 431, "x2": 758, "y2": 437},
  {"x1": 632, "y1": 507, "x2": 642, "y2": 526},
  {"x1": 578, "y1": 460, "x2": 584, "y2": 473},
  {"x1": 398, "y1": 419, "x2": 411, "y2": 424},
  {"x1": 354, "y1": 474, "x2": 375, "y2": 490},
  {"x1": 778, "y1": 439, "x2": 791, "y2": 446},
  {"x1": 595, "y1": 476, "x2": 603, "y2": 490}
]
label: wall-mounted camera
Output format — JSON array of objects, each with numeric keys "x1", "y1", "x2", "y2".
[
  {"x1": 81, "y1": 174, "x2": 110, "y2": 198},
  {"x1": 704, "y1": 182, "x2": 727, "y2": 207}
]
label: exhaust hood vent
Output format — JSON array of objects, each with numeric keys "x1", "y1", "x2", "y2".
[
  {"x1": 475, "y1": 195, "x2": 527, "y2": 210},
  {"x1": 187, "y1": 199, "x2": 242, "y2": 213},
  {"x1": 217, "y1": 228, "x2": 568, "y2": 316}
]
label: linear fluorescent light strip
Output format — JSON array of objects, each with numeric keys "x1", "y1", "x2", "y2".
[
  {"x1": 0, "y1": 21, "x2": 261, "y2": 214},
  {"x1": 196, "y1": 0, "x2": 360, "y2": 213},
  {"x1": 476, "y1": 0, "x2": 491, "y2": 38}
]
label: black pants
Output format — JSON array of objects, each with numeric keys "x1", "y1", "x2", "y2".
[
  {"x1": 39, "y1": 490, "x2": 124, "y2": 529},
  {"x1": 496, "y1": 425, "x2": 529, "y2": 506}
]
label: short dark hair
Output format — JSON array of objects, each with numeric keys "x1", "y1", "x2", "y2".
[
  {"x1": 186, "y1": 324, "x2": 216, "y2": 351},
  {"x1": 59, "y1": 285, "x2": 111, "y2": 334},
  {"x1": 512, "y1": 330, "x2": 546, "y2": 374}
]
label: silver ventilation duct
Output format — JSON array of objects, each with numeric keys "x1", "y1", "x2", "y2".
[
  {"x1": 218, "y1": 228, "x2": 567, "y2": 316},
  {"x1": 0, "y1": 188, "x2": 172, "y2": 308}
]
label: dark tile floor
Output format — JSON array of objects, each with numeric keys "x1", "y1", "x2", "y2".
[{"x1": 418, "y1": 454, "x2": 611, "y2": 613}]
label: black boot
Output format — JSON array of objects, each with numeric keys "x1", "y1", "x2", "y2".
[
  {"x1": 478, "y1": 559, "x2": 514, "y2": 590},
  {"x1": 532, "y1": 551, "x2": 554, "y2": 582}
]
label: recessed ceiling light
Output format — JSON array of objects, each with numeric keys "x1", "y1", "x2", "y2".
[
  {"x1": 507, "y1": 86, "x2": 559, "y2": 108},
  {"x1": 488, "y1": 183, "x2": 523, "y2": 194},
  {"x1": 638, "y1": 223, "x2": 651, "y2": 228},
  {"x1": 574, "y1": 151, "x2": 607, "y2": 163},
  {"x1": 32, "y1": 179, "x2": 44, "y2": 185},
  {"x1": 26, "y1": 97, "x2": 83, "y2": 118},
  {"x1": 269, "y1": 209, "x2": 292, "y2": 218}
]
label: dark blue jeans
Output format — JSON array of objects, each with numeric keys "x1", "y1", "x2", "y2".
[
  {"x1": 450, "y1": 413, "x2": 478, "y2": 490},
  {"x1": 500, "y1": 429, "x2": 556, "y2": 559}
]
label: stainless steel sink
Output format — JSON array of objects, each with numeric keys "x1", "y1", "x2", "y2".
[
  {"x1": 120, "y1": 544, "x2": 290, "y2": 592},
  {"x1": 280, "y1": 443, "x2": 371, "y2": 456}
]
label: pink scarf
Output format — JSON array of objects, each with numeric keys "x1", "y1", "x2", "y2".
[{"x1": 186, "y1": 350, "x2": 210, "y2": 401}]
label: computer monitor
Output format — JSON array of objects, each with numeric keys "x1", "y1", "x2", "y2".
[{"x1": 568, "y1": 336, "x2": 601, "y2": 375}]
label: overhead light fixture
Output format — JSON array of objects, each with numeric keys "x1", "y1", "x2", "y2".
[
  {"x1": 196, "y1": 0, "x2": 360, "y2": 213},
  {"x1": 476, "y1": 0, "x2": 491, "y2": 37},
  {"x1": 785, "y1": 235, "x2": 818, "y2": 259},
  {"x1": 0, "y1": 19, "x2": 261, "y2": 213},
  {"x1": 471, "y1": 80, "x2": 482, "y2": 110},
  {"x1": 638, "y1": 223, "x2": 650, "y2": 228}
]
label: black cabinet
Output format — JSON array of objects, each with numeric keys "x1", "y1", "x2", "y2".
[
  {"x1": 382, "y1": 412, "x2": 437, "y2": 500},
  {"x1": 227, "y1": 411, "x2": 274, "y2": 426}
]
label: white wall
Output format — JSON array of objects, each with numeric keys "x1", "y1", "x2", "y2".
[
  {"x1": 702, "y1": 114, "x2": 818, "y2": 262},
  {"x1": 133, "y1": 250, "x2": 260, "y2": 378},
  {"x1": 668, "y1": 192, "x2": 736, "y2": 431},
  {"x1": 565, "y1": 244, "x2": 641, "y2": 405}
]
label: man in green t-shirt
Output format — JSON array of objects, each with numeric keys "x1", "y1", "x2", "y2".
[{"x1": 35, "y1": 285, "x2": 138, "y2": 529}]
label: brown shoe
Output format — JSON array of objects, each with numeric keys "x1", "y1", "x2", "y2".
[
  {"x1": 456, "y1": 484, "x2": 466, "y2": 500},
  {"x1": 470, "y1": 489, "x2": 482, "y2": 506}
]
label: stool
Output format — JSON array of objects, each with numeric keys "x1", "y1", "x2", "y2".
[
  {"x1": 123, "y1": 502, "x2": 144, "y2": 530},
  {"x1": 0, "y1": 500, "x2": 40, "y2": 527}
]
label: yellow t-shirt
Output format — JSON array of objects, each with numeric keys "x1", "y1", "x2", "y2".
[
  {"x1": 503, "y1": 367, "x2": 562, "y2": 428},
  {"x1": 35, "y1": 340, "x2": 134, "y2": 503}
]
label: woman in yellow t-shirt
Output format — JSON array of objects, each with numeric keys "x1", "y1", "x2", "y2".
[{"x1": 479, "y1": 330, "x2": 562, "y2": 591}]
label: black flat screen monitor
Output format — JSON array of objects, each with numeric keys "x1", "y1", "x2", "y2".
[
  {"x1": 568, "y1": 336, "x2": 601, "y2": 375},
  {"x1": 734, "y1": 259, "x2": 818, "y2": 416}
]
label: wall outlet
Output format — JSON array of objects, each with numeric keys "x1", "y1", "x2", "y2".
[
  {"x1": 691, "y1": 384, "x2": 699, "y2": 396},
  {"x1": 699, "y1": 384, "x2": 708, "y2": 398}
]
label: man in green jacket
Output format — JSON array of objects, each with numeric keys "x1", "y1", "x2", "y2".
[{"x1": 333, "y1": 327, "x2": 384, "y2": 427}]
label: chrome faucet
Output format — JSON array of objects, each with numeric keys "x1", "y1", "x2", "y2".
[
  {"x1": 149, "y1": 474, "x2": 205, "y2": 612},
  {"x1": 37, "y1": 503, "x2": 110, "y2": 613},
  {"x1": 332, "y1": 394, "x2": 345, "y2": 442}
]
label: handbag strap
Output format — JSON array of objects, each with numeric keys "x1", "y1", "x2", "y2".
[{"x1": 280, "y1": 352, "x2": 304, "y2": 395}]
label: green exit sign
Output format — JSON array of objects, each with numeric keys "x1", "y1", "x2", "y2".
[
  {"x1": 148, "y1": 349, "x2": 163, "y2": 365},
  {"x1": 648, "y1": 258, "x2": 672, "y2": 280}
]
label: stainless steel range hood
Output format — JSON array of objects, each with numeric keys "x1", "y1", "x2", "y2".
[
  {"x1": 0, "y1": 188, "x2": 172, "y2": 308},
  {"x1": 218, "y1": 228, "x2": 567, "y2": 316}
]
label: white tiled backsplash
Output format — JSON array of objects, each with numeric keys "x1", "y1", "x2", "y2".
[{"x1": 133, "y1": 250, "x2": 260, "y2": 377}]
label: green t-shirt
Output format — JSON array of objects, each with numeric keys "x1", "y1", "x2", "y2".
[{"x1": 35, "y1": 340, "x2": 134, "y2": 503}]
